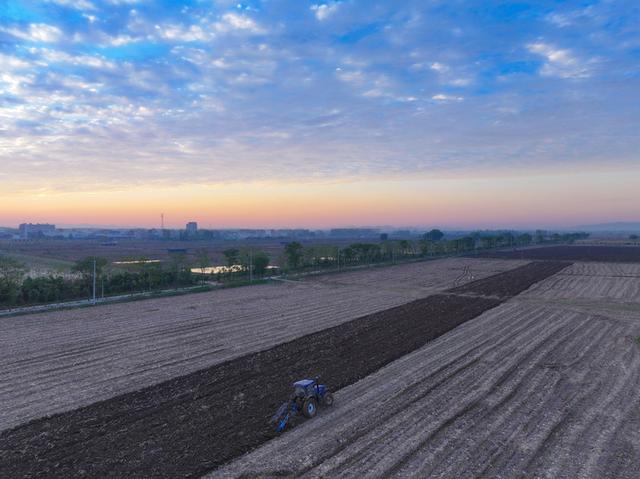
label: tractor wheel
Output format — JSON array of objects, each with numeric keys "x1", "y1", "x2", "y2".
[
  {"x1": 302, "y1": 398, "x2": 317, "y2": 418},
  {"x1": 322, "y1": 392, "x2": 334, "y2": 407}
]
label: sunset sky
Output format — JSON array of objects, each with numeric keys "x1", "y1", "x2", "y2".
[{"x1": 1, "y1": 1, "x2": 638, "y2": 229}]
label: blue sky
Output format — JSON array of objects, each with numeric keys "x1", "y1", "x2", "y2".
[{"x1": 0, "y1": 1, "x2": 639, "y2": 226}]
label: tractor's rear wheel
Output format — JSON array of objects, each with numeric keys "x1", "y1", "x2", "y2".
[
  {"x1": 302, "y1": 398, "x2": 317, "y2": 418},
  {"x1": 322, "y1": 392, "x2": 334, "y2": 407}
]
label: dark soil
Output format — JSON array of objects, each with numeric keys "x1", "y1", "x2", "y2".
[
  {"x1": 471, "y1": 245, "x2": 640, "y2": 263},
  {"x1": 449, "y1": 261, "x2": 572, "y2": 298},
  {"x1": 0, "y1": 261, "x2": 570, "y2": 479}
]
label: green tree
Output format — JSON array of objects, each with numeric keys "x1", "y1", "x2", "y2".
[
  {"x1": 222, "y1": 248, "x2": 240, "y2": 267},
  {"x1": 252, "y1": 251, "x2": 270, "y2": 276},
  {"x1": 73, "y1": 256, "x2": 108, "y2": 278},
  {"x1": 398, "y1": 240, "x2": 413, "y2": 257},
  {"x1": 0, "y1": 255, "x2": 25, "y2": 306},
  {"x1": 73, "y1": 257, "x2": 108, "y2": 292},
  {"x1": 284, "y1": 242, "x2": 304, "y2": 270},
  {"x1": 195, "y1": 249, "x2": 211, "y2": 285},
  {"x1": 424, "y1": 229, "x2": 444, "y2": 242},
  {"x1": 517, "y1": 233, "x2": 533, "y2": 246},
  {"x1": 167, "y1": 252, "x2": 189, "y2": 288}
]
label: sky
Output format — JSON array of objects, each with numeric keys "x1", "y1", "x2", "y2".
[{"x1": 0, "y1": 0, "x2": 639, "y2": 229}]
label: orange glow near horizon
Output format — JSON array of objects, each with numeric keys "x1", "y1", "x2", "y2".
[{"x1": 1, "y1": 169, "x2": 639, "y2": 230}]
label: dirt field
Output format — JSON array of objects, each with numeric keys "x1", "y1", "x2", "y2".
[
  {"x1": 474, "y1": 245, "x2": 640, "y2": 262},
  {"x1": 0, "y1": 262, "x2": 568, "y2": 478},
  {"x1": 4, "y1": 247, "x2": 637, "y2": 479},
  {"x1": 214, "y1": 264, "x2": 640, "y2": 479},
  {"x1": 523, "y1": 262, "x2": 640, "y2": 302},
  {"x1": 0, "y1": 258, "x2": 525, "y2": 432}
]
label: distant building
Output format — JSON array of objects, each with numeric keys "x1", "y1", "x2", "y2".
[
  {"x1": 186, "y1": 222, "x2": 198, "y2": 235},
  {"x1": 18, "y1": 223, "x2": 57, "y2": 239}
]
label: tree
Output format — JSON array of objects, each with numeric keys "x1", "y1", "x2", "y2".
[
  {"x1": 424, "y1": 229, "x2": 444, "y2": 242},
  {"x1": 73, "y1": 256, "x2": 108, "y2": 279},
  {"x1": 398, "y1": 240, "x2": 413, "y2": 257},
  {"x1": 252, "y1": 251, "x2": 270, "y2": 276},
  {"x1": 630, "y1": 234, "x2": 639, "y2": 240},
  {"x1": 73, "y1": 257, "x2": 108, "y2": 295},
  {"x1": 418, "y1": 239, "x2": 432, "y2": 256},
  {"x1": 517, "y1": 233, "x2": 533, "y2": 246},
  {"x1": 0, "y1": 255, "x2": 25, "y2": 306},
  {"x1": 167, "y1": 252, "x2": 189, "y2": 288},
  {"x1": 222, "y1": 248, "x2": 240, "y2": 267},
  {"x1": 195, "y1": 249, "x2": 211, "y2": 285},
  {"x1": 284, "y1": 242, "x2": 304, "y2": 270}
]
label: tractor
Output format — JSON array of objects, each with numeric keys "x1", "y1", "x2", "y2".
[{"x1": 271, "y1": 378, "x2": 334, "y2": 432}]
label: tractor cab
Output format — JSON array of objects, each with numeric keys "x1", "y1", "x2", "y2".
[{"x1": 293, "y1": 379, "x2": 317, "y2": 399}]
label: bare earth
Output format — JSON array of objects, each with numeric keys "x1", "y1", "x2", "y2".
[
  {"x1": 0, "y1": 257, "x2": 523, "y2": 432},
  {"x1": 212, "y1": 262, "x2": 640, "y2": 479}
]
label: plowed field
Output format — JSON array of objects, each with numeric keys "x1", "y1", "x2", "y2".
[
  {"x1": 0, "y1": 262, "x2": 567, "y2": 479},
  {"x1": 474, "y1": 245, "x2": 640, "y2": 263},
  {"x1": 0, "y1": 258, "x2": 524, "y2": 432},
  {"x1": 214, "y1": 261, "x2": 640, "y2": 479}
]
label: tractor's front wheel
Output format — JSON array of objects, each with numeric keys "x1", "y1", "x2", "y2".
[
  {"x1": 302, "y1": 398, "x2": 317, "y2": 418},
  {"x1": 322, "y1": 392, "x2": 334, "y2": 407}
]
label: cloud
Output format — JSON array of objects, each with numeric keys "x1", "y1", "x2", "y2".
[
  {"x1": 36, "y1": 49, "x2": 115, "y2": 70},
  {"x1": 1, "y1": 23, "x2": 63, "y2": 43},
  {"x1": 47, "y1": 0, "x2": 96, "y2": 10},
  {"x1": 0, "y1": 54, "x2": 31, "y2": 71},
  {"x1": 527, "y1": 42, "x2": 592, "y2": 78},
  {"x1": 215, "y1": 13, "x2": 264, "y2": 34},
  {"x1": 0, "y1": 0, "x2": 637, "y2": 196},
  {"x1": 311, "y1": 3, "x2": 341, "y2": 21},
  {"x1": 450, "y1": 78, "x2": 472, "y2": 86},
  {"x1": 156, "y1": 24, "x2": 211, "y2": 42},
  {"x1": 432, "y1": 94, "x2": 463, "y2": 102},
  {"x1": 430, "y1": 62, "x2": 449, "y2": 73}
]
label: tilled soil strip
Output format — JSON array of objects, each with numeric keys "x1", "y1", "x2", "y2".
[
  {"x1": 0, "y1": 261, "x2": 570, "y2": 479},
  {"x1": 470, "y1": 245, "x2": 640, "y2": 263},
  {"x1": 449, "y1": 261, "x2": 572, "y2": 297}
]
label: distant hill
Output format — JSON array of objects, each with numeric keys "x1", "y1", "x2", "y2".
[{"x1": 574, "y1": 222, "x2": 640, "y2": 232}]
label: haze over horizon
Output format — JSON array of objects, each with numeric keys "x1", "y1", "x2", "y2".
[{"x1": 1, "y1": 1, "x2": 638, "y2": 228}]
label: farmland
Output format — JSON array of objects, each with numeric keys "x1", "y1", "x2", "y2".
[
  {"x1": 0, "y1": 261, "x2": 566, "y2": 478},
  {"x1": 474, "y1": 244, "x2": 640, "y2": 263},
  {"x1": 0, "y1": 257, "x2": 524, "y2": 431},
  {"x1": 214, "y1": 258, "x2": 640, "y2": 478},
  {"x1": 1, "y1": 246, "x2": 640, "y2": 478}
]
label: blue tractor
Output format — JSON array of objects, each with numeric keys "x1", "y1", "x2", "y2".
[{"x1": 271, "y1": 378, "x2": 334, "y2": 432}]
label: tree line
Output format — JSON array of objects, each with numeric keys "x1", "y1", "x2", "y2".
[
  {"x1": 0, "y1": 254, "x2": 199, "y2": 308},
  {"x1": 278, "y1": 230, "x2": 590, "y2": 272},
  {"x1": 0, "y1": 248, "x2": 274, "y2": 309},
  {"x1": 0, "y1": 230, "x2": 589, "y2": 308}
]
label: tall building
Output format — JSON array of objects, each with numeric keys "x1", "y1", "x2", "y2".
[{"x1": 186, "y1": 222, "x2": 198, "y2": 235}]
